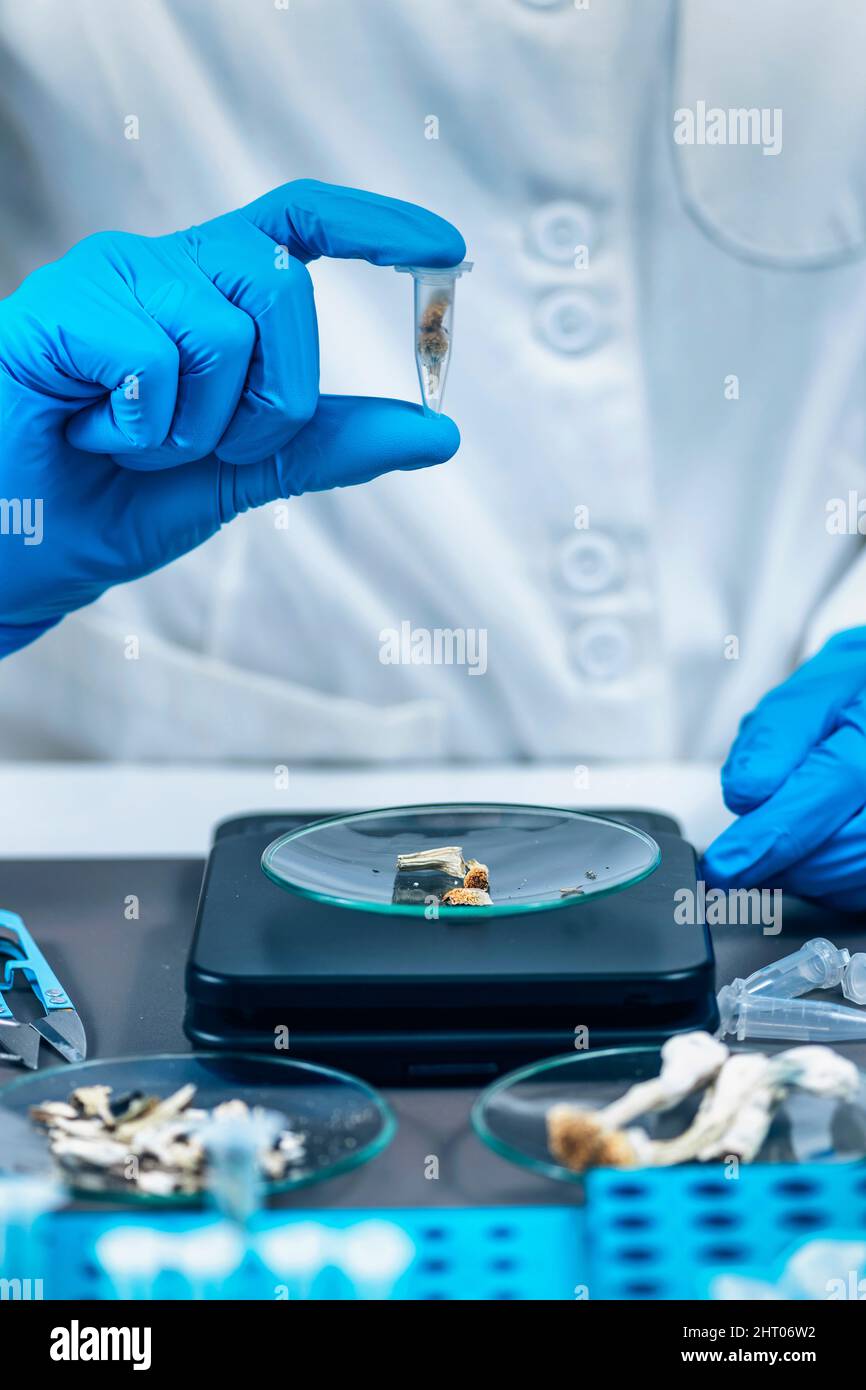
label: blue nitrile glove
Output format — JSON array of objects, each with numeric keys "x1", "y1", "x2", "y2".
[
  {"x1": 0, "y1": 180, "x2": 465, "y2": 657},
  {"x1": 702, "y1": 628, "x2": 866, "y2": 911}
]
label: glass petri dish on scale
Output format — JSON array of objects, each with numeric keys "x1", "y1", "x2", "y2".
[{"x1": 261, "y1": 803, "x2": 661, "y2": 918}]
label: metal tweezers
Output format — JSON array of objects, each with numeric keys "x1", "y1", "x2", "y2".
[{"x1": 0, "y1": 909, "x2": 86, "y2": 1070}]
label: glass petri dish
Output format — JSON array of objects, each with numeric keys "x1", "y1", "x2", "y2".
[
  {"x1": 472, "y1": 1047, "x2": 866, "y2": 1187},
  {"x1": 0, "y1": 1052, "x2": 395, "y2": 1205},
  {"x1": 261, "y1": 803, "x2": 660, "y2": 917}
]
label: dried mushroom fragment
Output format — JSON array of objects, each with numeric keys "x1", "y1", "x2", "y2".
[
  {"x1": 30, "y1": 1081, "x2": 307, "y2": 1197},
  {"x1": 417, "y1": 295, "x2": 451, "y2": 370},
  {"x1": 441, "y1": 887, "x2": 492, "y2": 907},
  {"x1": 396, "y1": 846, "x2": 467, "y2": 878},
  {"x1": 546, "y1": 1033, "x2": 730, "y2": 1174},
  {"x1": 463, "y1": 859, "x2": 490, "y2": 891},
  {"x1": 545, "y1": 1034, "x2": 860, "y2": 1175},
  {"x1": 71, "y1": 1085, "x2": 115, "y2": 1127},
  {"x1": 395, "y1": 846, "x2": 494, "y2": 907}
]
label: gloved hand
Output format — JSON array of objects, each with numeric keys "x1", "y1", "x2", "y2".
[
  {"x1": 702, "y1": 627, "x2": 866, "y2": 911},
  {"x1": 0, "y1": 180, "x2": 465, "y2": 657}
]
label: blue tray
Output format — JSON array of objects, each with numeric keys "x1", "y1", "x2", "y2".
[
  {"x1": 584, "y1": 1163, "x2": 866, "y2": 1299},
  {"x1": 4, "y1": 1204, "x2": 586, "y2": 1301},
  {"x1": 6, "y1": 1164, "x2": 866, "y2": 1300}
]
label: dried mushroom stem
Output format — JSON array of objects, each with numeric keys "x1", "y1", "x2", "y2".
[
  {"x1": 548, "y1": 1037, "x2": 861, "y2": 1175},
  {"x1": 395, "y1": 846, "x2": 493, "y2": 903},
  {"x1": 641, "y1": 1045, "x2": 861, "y2": 1168},
  {"x1": 419, "y1": 295, "x2": 449, "y2": 332},
  {"x1": 396, "y1": 846, "x2": 467, "y2": 878},
  {"x1": 546, "y1": 1032, "x2": 729, "y2": 1174},
  {"x1": 30, "y1": 1083, "x2": 307, "y2": 1198},
  {"x1": 638, "y1": 1054, "x2": 778, "y2": 1166},
  {"x1": 602, "y1": 1033, "x2": 729, "y2": 1130}
]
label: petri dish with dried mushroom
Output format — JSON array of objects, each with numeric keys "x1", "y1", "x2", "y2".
[
  {"x1": 472, "y1": 1041, "x2": 866, "y2": 1186},
  {"x1": 0, "y1": 1052, "x2": 394, "y2": 1204},
  {"x1": 261, "y1": 803, "x2": 661, "y2": 918}
]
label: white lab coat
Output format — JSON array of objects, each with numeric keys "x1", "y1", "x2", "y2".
[{"x1": 1, "y1": 0, "x2": 865, "y2": 762}]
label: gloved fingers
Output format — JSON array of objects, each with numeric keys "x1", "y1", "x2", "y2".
[
  {"x1": 219, "y1": 395, "x2": 460, "y2": 519},
  {"x1": 703, "y1": 708, "x2": 866, "y2": 888},
  {"x1": 47, "y1": 291, "x2": 179, "y2": 452},
  {"x1": 768, "y1": 806, "x2": 866, "y2": 912},
  {"x1": 236, "y1": 179, "x2": 466, "y2": 268},
  {"x1": 67, "y1": 276, "x2": 256, "y2": 468},
  {"x1": 96, "y1": 452, "x2": 224, "y2": 577},
  {"x1": 721, "y1": 629, "x2": 866, "y2": 814},
  {"x1": 0, "y1": 253, "x2": 177, "y2": 444},
  {"x1": 182, "y1": 214, "x2": 320, "y2": 465}
]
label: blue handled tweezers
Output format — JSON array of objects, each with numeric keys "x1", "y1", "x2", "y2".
[{"x1": 0, "y1": 910, "x2": 86, "y2": 1070}]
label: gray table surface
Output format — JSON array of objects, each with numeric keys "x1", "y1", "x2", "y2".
[{"x1": 1, "y1": 857, "x2": 865, "y2": 1210}]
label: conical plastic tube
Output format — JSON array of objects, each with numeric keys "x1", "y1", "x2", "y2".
[
  {"x1": 730, "y1": 938, "x2": 851, "y2": 1001},
  {"x1": 395, "y1": 262, "x2": 473, "y2": 414},
  {"x1": 842, "y1": 952, "x2": 866, "y2": 1005},
  {"x1": 718, "y1": 985, "x2": 866, "y2": 1042}
]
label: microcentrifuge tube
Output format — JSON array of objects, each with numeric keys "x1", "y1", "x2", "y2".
[
  {"x1": 729, "y1": 938, "x2": 851, "y2": 1002},
  {"x1": 338, "y1": 1220, "x2": 414, "y2": 1301},
  {"x1": 0, "y1": 1176, "x2": 61, "y2": 1283},
  {"x1": 717, "y1": 984, "x2": 866, "y2": 1043},
  {"x1": 395, "y1": 261, "x2": 473, "y2": 414},
  {"x1": 257, "y1": 1222, "x2": 330, "y2": 1302},
  {"x1": 200, "y1": 1108, "x2": 283, "y2": 1227},
  {"x1": 169, "y1": 1225, "x2": 244, "y2": 1300},
  {"x1": 95, "y1": 1227, "x2": 166, "y2": 1301},
  {"x1": 842, "y1": 952, "x2": 866, "y2": 1006}
]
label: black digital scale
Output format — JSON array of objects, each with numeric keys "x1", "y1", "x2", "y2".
[{"x1": 184, "y1": 810, "x2": 717, "y2": 1084}]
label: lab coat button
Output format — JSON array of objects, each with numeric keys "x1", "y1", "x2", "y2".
[
  {"x1": 535, "y1": 290, "x2": 598, "y2": 354},
  {"x1": 571, "y1": 618, "x2": 634, "y2": 681},
  {"x1": 559, "y1": 532, "x2": 622, "y2": 595},
  {"x1": 529, "y1": 201, "x2": 593, "y2": 265}
]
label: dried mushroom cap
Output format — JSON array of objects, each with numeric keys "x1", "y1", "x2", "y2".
[
  {"x1": 418, "y1": 327, "x2": 449, "y2": 362},
  {"x1": 546, "y1": 1104, "x2": 605, "y2": 1173},
  {"x1": 591, "y1": 1130, "x2": 639, "y2": 1170},
  {"x1": 546, "y1": 1105, "x2": 638, "y2": 1173},
  {"x1": 419, "y1": 295, "x2": 449, "y2": 331},
  {"x1": 441, "y1": 887, "x2": 492, "y2": 907},
  {"x1": 463, "y1": 860, "x2": 490, "y2": 891}
]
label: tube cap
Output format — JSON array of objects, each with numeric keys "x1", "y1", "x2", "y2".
[{"x1": 842, "y1": 953, "x2": 866, "y2": 1006}]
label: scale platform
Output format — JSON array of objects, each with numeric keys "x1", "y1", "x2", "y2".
[{"x1": 184, "y1": 810, "x2": 717, "y2": 1084}]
